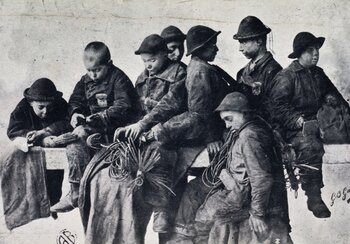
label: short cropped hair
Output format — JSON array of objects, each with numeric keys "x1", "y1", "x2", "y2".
[{"x1": 84, "y1": 41, "x2": 111, "y2": 65}]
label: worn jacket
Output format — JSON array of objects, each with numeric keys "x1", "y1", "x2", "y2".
[
  {"x1": 237, "y1": 52, "x2": 282, "y2": 121},
  {"x1": 156, "y1": 56, "x2": 235, "y2": 145},
  {"x1": 69, "y1": 64, "x2": 138, "y2": 129},
  {"x1": 227, "y1": 118, "x2": 287, "y2": 218},
  {"x1": 135, "y1": 60, "x2": 186, "y2": 117},
  {"x1": 270, "y1": 60, "x2": 345, "y2": 139},
  {"x1": 7, "y1": 98, "x2": 71, "y2": 140}
]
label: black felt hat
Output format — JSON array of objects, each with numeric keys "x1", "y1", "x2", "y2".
[
  {"x1": 161, "y1": 25, "x2": 186, "y2": 43},
  {"x1": 288, "y1": 32, "x2": 325, "y2": 59},
  {"x1": 135, "y1": 34, "x2": 168, "y2": 55},
  {"x1": 215, "y1": 92, "x2": 252, "y2": 112},
  {"x1": 24, "y1": 78, "x2": 62, "y2": 101},
  {"x1": 233, "y1": 16, "x2": 271, "y2": 40},
  {"x1": 186, "y1": 25, "x2": 221, "y2": 56}
]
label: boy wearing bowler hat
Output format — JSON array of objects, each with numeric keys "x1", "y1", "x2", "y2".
[
  {"x1": 50, "y1": 42, "x2": 138, "y2": 213},
  {"x1": 233, "y1": 16, "x2": 282, "y2": 122},
  {"x1": 270, "y1": 32, "x2": 349, "y2": 218},
  {"x1": 6, "y1": 78, "x2": 71, "y2": 207}
]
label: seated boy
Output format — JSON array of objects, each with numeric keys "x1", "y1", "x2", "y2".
[
  {"x1": 6, "y1": 77, "x2": 71, "y2": 208},
  {"x1": 161, "y1": 25, "x2": 187, "y2": 67},
  {"x1": 116, "y1": 34, "x2": 186, "y2": 233},
  {"x1": 50, "y1": 41, "x2": 138, "y2": 213}
]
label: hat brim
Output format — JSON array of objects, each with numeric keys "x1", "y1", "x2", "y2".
[
  {"x1": 186, "y1": 31, "x2": 221, "y2": 56},
  {"x1": 135, "y1": 47, "x2": 170, "y2": 55},
  {"x1": 215, "y1": 105, "x2": 253, "y2": 113},
  {"x1": 288, "y1": 37, "x2": 325, "y2": 59},
  {"x1": 233, "y1": 28, "x2": 271, "y2": 40},
  {"x1": 24, "y1": 88, "x2": 63, "y2": 101}
]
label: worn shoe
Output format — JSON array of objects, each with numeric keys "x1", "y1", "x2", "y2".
[
  {"x1": 50, "y1": 192, "x2": 78, "y2": 213},
  {"x1": 153, "y1": 211, "x2": 170, "y2": 233},
  {"x1": 307, "y1": 196, "x2": 331, "y2": 218}
]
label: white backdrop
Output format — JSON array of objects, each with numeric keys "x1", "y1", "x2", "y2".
[{"x1": 0, "y1": 0, "x2": 349, "y2": 131}]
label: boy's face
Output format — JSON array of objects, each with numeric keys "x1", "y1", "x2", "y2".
[
  {"x1": 84, "y1": 51, "x2": 109, "y2": 81},
  {"x1": 197, "y1": 38, "x2": 219, "y2": 62},
  {"x1": 141, "y1": 52, "x2": 168, "y2": 75},
  {"x1": 299, "y1": 45, "x2": 320, "y2": 68},
  {"x1": 30, "y1": 101, "x2": 53, "y2": 119},
  {"x1": 239, "y1": 39, "x2": 260, "y2": 59},
  {"x1": 220, "y1": 110, "x2": 245, "y2": 130},
  {"x1": 167, "y1": 41, "x2": 185, "y2": 62}
]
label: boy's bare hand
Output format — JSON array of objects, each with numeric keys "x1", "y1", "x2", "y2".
[
  {"x1": 207, "y1": 141, "x2": 222, "y2": 157},
  {"x1": 42, "y1": 136, "x2": 57, "y2": 147},
  {"x1": 26, "y1": 129, "x2": 47, "y2": 144},
  {"x1": 124, "y1": 122, "x2": 143, "y2": 140},
  {"x1": 71, "y1": 113, "x2": 85, "y2": 128},
  {"x1": 249, "y1": 215, "x2": 269, "y2": 240},
  {"x1": 72, "y1": 125, "x2": 87, "y2": 138}
]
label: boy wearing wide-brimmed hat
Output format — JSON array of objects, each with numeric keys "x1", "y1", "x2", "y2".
[
  {"x1": 7, "y1": 78, "x2": 71, "y2": 207},
  {"x1": 233, "y1": 16, "x2": 282, "y2": 122},
  {"x1": 158, "y1": 25, "x2": 237, "y2": 242},
  {"x1": 269, "y1": 32, "x2": 349, "y2": 218}
]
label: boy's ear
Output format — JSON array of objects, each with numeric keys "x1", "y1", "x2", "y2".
[
  {"x1": 107, "y1": 59, "x2": 113, "y2": 65},
  {"x1": 256, "y1": 38, "x2": 263, "y2": 46}
]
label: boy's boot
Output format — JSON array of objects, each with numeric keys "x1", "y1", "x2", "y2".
[
  {"x1": 306, "y1": 187, "x2": 331, "y2": 218},
  {"x1": 50, "y1": 183, "x2": 79, "y2": 213}
]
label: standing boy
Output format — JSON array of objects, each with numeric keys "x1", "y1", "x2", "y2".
[{"x1": 194, "y1": 92, "x2": 290, "y2": 244}]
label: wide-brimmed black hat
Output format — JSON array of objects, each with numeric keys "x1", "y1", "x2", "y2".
[
  {"x1": 24, "y1": 78, "x2": 62, "y2": 101},
  {"x1": 288, "y1": 32, "x2": 325, "y2": 59},
  {"x1": 233, "y1": 16, "x2": 271, "y2": 40},
  {"x1": 186, "y1": 25, "x2": 221, "y2": 56},
  {"x1": 215, "y1": 92, "x2": 253, "y2": 113},
  {"x1": 135, "y1": 34, "x2": 168, "y2": 55},
  {"x1": 161, "y1": 26, "x2": 186, "y2": 43}
]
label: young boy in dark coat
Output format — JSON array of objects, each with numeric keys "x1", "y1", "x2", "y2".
[
  {"x1": 116, "y1": 34, "x2": 186, "y2": 233},
  {"x1": 50, "y1": 42, "x2": 138, "y2": 213},
  {"x1": 269, "y1": 32, "x2": 349, "y2": 218},
  {"x1": 7, "y1": 77, "x2": 71, "y2": 206},
  {"x1": 233, "y1": 16, "x2": 282, "y2": 122},
  {"x1": 161, "y1": 25, "x2": 187, "y2": 68},
  {"x1": 154, "y1": 26, "x2": 237, "y2": 242}
]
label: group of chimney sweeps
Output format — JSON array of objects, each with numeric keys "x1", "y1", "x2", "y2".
[{"x1": 5, "y1": 15, "x2": 350, "y2": 244}]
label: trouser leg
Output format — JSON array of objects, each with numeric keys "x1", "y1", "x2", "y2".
[{"x1": 290, "y1": 134, "x2": 330, "y2": 218}]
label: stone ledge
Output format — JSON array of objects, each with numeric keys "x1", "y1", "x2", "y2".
[{"x1": 32, "y1": 144, "x2": 350, "y2": 170}]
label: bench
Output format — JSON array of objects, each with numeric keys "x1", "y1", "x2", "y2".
[{"x1": 38, "y1": 144, "x2": 350, "y2": 170}]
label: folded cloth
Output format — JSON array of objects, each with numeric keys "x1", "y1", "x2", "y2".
[
  {"x1": 0, "y1": 145, "x2": 50, "y2": 230},
  {"x1": 79, "y1": 148, "x2": 146, "y2": 244}
]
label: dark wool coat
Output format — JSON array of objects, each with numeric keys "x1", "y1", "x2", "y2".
[
  {"x1": 237, "y1": 52, "x2": 282, "y2": 121},
  {"x1": 7, "y1": 97, "x2": 71, "y2": 140}
]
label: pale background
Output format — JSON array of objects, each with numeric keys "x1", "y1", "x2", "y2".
[{"x1": 0, "y1": 0, "x2": 349, "y2": 243}]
